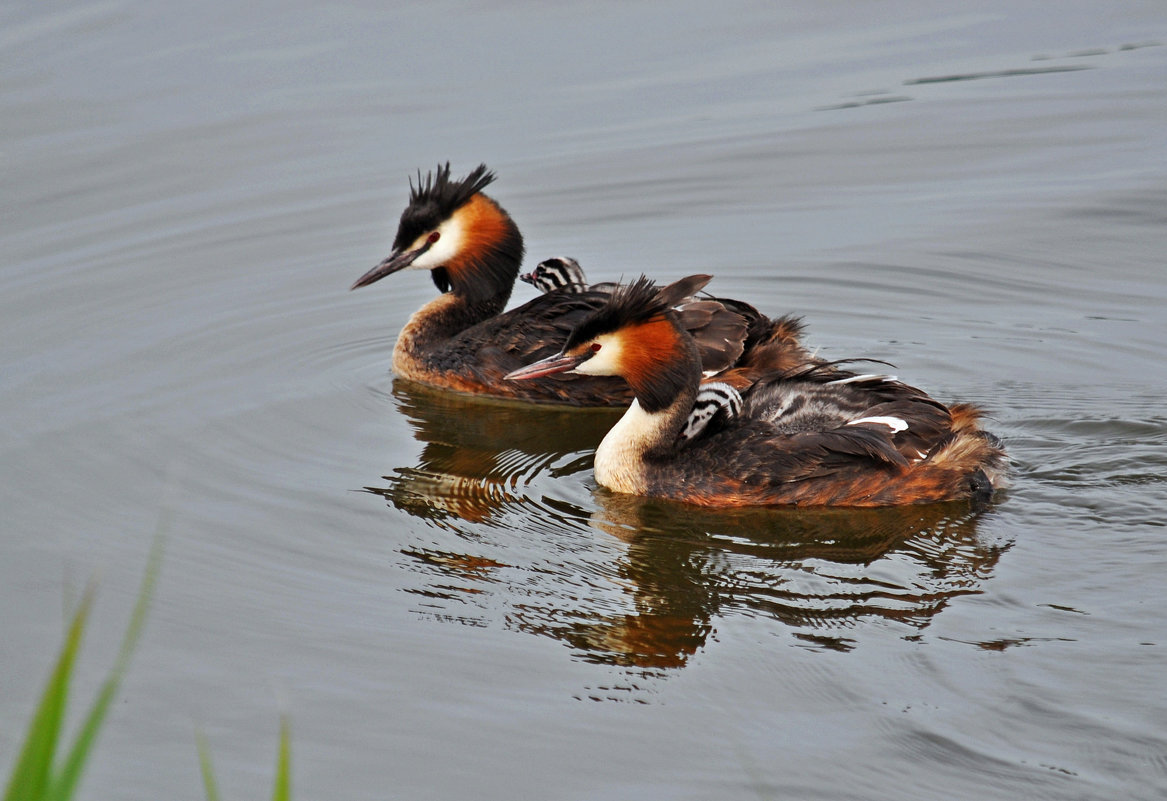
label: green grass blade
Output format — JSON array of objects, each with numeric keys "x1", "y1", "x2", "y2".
[
  {"x1": 271, "y1": 716, "x2": 291, "y2": 801},
  {"x1": 194, "y1": 731, "x2": 221, "y2": 801},
  {"x1": 46, "y1": 532, "x2": 165, "y2": 801},
  {"x1": 3, "y1": 586, "x2": 95, "y2": 801}
]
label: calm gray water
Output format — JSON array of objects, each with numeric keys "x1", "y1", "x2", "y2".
[{"x1": 3, "y1": 2, "x2": 1166, "y2": 799}]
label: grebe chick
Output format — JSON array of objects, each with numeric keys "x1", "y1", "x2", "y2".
[
  {"x1": 506, "y1": 275, "x2": 1007, "y2": 508},
  {"x1": 678, "y1": 382, "x2": 742, "y2": 444},
  {"x1": 519, "y1": 257, "x2": 609, "y2": 294},
  {"x1": 351, "y1": 164, "x2": 749, "y2": 406}
]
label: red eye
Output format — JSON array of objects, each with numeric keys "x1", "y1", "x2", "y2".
[
  {"x1": 427, "y1": 231, "x2": 441, "y2": 245},
  {"x1": 590, "y1": 343, "x2": 602, "y2": 352}
]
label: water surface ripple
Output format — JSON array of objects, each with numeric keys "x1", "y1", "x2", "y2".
[{"x1": 2, "y1": 2, "x2": 1166, "y2": 800}]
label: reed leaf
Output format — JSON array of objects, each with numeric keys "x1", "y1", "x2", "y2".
[
  {"x1": 272, "y1": 716, "x2": 291, "y2": 801},
  {"x1": 195, "y1": 731, "x2": 221, "y2": 801},
  {"x1": 4, "y1": 526, "x2": 164, "y2": 801},
  {"x1": 195, "y1": 717, "x2": 291, "y2": 801},
  {"x1": 46, "y1": 533, "x2": 164, "y2": 801},
  {"x1": 2, "y1": 587, "x2": 95, "y2": 801}
]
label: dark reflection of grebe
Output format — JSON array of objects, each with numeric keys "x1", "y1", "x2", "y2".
[
  {"x1": 544, "y1": 494, "x2": 1004, "y2": 664},
  {"x1": 363, "y1": 380, "x2": 1006, "y2": 669},
  {"x1": 362, "y1": 378, "x2": 619, "y2": 523}
]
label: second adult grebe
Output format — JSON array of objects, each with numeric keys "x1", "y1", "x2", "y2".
[
  {"x1": 506, "y1": 275, "x2": 1007, "y2": 507},
  {"x1": 351, "y1": 163, "x2": 815, "y2": 404}
]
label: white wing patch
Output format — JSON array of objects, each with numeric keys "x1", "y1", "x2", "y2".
[
  {"x1": 827, "y1": 373, "x2": 899, "y2": 385},
  {"x1": 847, "y1": 415, "x2": 909, "y2": 433}
]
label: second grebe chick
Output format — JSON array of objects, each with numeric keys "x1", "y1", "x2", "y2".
[
  {"x1": 350, "y1": 163, "x2": 750, "y2": 406},
  {"x1": 678, "y1": 382, "x2": 742, "y2": 444},
  {"x1": 506, "y1": 275, "x2": 1007, "y2": 508},
  {"x1": 520, "y1": 257, "x2": 596, "y2": 294}
]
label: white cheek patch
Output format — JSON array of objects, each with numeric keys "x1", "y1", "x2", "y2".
[
  {"x1": 847, "y1": 415, "x2": 909, "y2": 433},
  {"x1": 572, "y1": 336, "x2": 622, "y2": 376},
  {"x1": 411, "y1": 211, "x2": 466, "y2": 270}
]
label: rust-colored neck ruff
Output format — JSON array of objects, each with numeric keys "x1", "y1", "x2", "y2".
[
  {"x1": 439, "y1": 194, "x2": 524, "y2": 309},
  {"x1": 592, "y1": 316, "x2": 702, "y2": 490},
  {"x1": 616, "y1": 316, "x2": 700, "y2": 414},
  {"x1": 392, "y1": 193, "x2": 524, "y2": 384}
]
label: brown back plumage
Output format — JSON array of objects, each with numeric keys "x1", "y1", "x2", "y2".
[
  {"x1": 540, "y1": 274, "x2": 1008, "y2": 506},
  {"x1": 654, "y1": 361, "x2": 1007, "y2": 507}
]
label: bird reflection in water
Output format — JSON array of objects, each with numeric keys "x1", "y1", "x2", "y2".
[
  {"x1": 365, "y1": 378, "x2": 619, "y2": 524},
  {"x1": 361, "y1": 380, "x2": 1006, "y2": 669}
]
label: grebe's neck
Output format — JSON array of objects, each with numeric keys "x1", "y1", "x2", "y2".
[
  {"x1": 393, "y1": 194, "x2": 524, "y2": 376},
  {"x1": 392, "y1": 292, "x2": 503, "y2": 376},
  {"x1": 593, "y1": 391, "x2": 695, "y2": 494},
  {"x1": 592, "y1": 319, "x2": 701, "y2": 493},
  {"x1": 438, "y1": 193, "x2": 524, "y2": 311}
]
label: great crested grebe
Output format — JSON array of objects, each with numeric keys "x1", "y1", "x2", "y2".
[
  {"x1": 351, "y1": 163, "x2": 813, "y2": 405},
  {"x1": 506, "y1": 275, "x2": 1007, "y2": 508}
]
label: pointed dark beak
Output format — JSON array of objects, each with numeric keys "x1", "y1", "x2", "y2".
[
  {"x1": 350, "y1": 243, "x2": 430, "y2": 290},
  {"x1": 505, "y1": 351, "x2": 589, "y2": 381},
  {"x1": 518, "y1": 271, "x2": 536, "y2": 286}
]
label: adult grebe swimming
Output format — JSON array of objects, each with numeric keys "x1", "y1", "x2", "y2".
[
  {"x1": 351, "y1": 163, "x2": 813, "y2": 404},
  {"x1": 507, "y1": 275, "x2": 1007, "y2": 507}
]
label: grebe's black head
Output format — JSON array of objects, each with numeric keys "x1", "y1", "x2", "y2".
[
  {"x1": 560, "y1": 274, "x2": 711, "y2": 352},
  {"x1": 353, "y1": 163, "x2": 524, "y2": 303},
  {"x1": 506, "y1": 275, "x2": 712, "y2": 411},
  {"x1": 392, "y1": 163, "x2": 495, "y2": 254}
]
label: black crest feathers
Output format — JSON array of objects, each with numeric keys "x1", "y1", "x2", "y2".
[
  {"x1": 408, "y1": 162, "x2": 495, "y2": 212},
  {"x1": 393, "y1": 162, "x2": 496, "y2": 251},
  {"x1": 563, "y1": 274, "x2": 711, "y2": 351}
]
